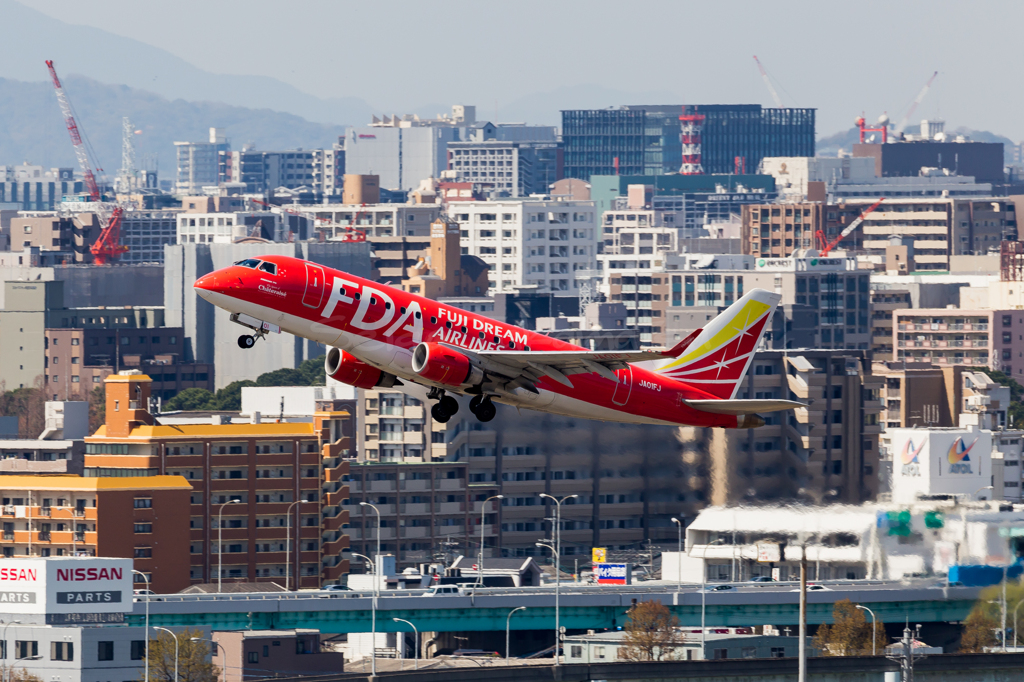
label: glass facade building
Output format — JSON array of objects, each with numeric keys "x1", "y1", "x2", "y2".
[{"x1": 562, "y1": 104, "x2": 815, "y2": 180}]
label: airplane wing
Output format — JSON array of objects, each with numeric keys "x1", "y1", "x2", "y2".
[
  {"x1": 441, "y1": 330, "x2": 704, "y2": 391},
  {"x1": 684, "y1": 399, "x2": 806, "y2": 415}
]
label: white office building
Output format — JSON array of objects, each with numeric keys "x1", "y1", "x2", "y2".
[
  {"x1": 452, "y1": 200, "x2": 598, "y2": 294},
  {"x1": 176, "y1": 211, "x2": 282, "y2": 244}
]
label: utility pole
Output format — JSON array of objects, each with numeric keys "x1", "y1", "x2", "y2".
[{"x1": 887, "y1": 623, "x2": 927, "y2": 682}]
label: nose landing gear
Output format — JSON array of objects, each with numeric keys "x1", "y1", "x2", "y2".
[{"x1": 237, "y1": 335, "x2": 256, "y2": 349}]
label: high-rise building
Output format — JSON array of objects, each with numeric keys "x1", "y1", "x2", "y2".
[
  {"x1": 561, "y1": 105, "x2": 814, "y2": 180},
  {"x1": 174, "y1": 128, "x2": 230, "y2": 195},
  {"x1": 452, "y1": 199, "x2": 598, "y2": 294},
  {"x1": 221, "y1": 148, "x2": 344, "y2": 196}
]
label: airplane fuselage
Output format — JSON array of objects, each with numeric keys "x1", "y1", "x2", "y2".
[{"x1": 194, "y1": 255, "x2": 745, "y2": 428}]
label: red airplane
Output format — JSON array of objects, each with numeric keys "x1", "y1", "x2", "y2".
[{"x1": 193, "y1": 255, "x2": 803, "y2": 428}]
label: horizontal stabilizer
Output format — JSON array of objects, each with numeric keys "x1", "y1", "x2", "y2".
[{"x1": 684, "y1": 399, "x2": 806, "y2": 415}]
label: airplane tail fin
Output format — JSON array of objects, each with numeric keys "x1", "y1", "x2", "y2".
[{"x1": 656, "y1": 288, "x2": 781, "y2": 399}]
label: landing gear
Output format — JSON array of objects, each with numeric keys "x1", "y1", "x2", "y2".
[
  {"x1": 470, "y1": 395, "x2": 496, "y2": 422},
  {"x1": 428, "y1": 388, "x2": 460, "y2": 423},
  {"x1": 237, "y1": 334, "x2": 256, "y2": 349}
]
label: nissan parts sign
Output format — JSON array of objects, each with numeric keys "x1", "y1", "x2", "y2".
[{"x1": 0, "y1": 558, "x2": 132, "y2": 615}]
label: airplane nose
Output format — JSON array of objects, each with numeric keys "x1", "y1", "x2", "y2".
[{"x1": 193, "y1": 271, "x2": 234, "y2": 301}]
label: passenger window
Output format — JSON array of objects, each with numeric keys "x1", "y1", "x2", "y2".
[{"x1": 258, "y1": 262, "x2": 277, "y2": 275}]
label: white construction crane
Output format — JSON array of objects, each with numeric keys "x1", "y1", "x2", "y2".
[
  {"x1": 894, "y1": 71, "x2": 939, "y2": 135},
  {"x1": 753, "y1": 55, "x2": 783, "y2": 108}
]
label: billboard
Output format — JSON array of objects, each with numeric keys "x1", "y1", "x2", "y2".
[
  {"x1": 595, "y1": 563, "x2": 631, "y2": 585},
  {"x1": 592, "y1": 547, "x2": 607, "y2": 564},
  {"x1": 889, "y1": 427, "x2": 991, "y2": 504},
  {"x1": 0, "y1": 558, "x2": 132, "y2": 616}
]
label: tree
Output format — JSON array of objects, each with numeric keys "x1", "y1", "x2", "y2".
[
  {"x1": 980, "y1": 369, "x2": 1024, "y2": 428},
  {"x1": 144, "y1": 628, "x2": 219, "y2": 682},
  {"x1": 210, "y1": 380, "x2": 256, "y2": 411},
  {"x1": 813, "y1": 599, "x2": 887, "y2": 656},
  {"x1": 959, "y1": 609, "x2": 998, "y2": 653},
  {"x1": 0, "y1": 666, "x2": 43, "y2": 682},
  {"x1": 619, "y1": 600, "x2": 681, "y2": 661},
  {"x1": 88, "y1": 385, "x2": 106, "y2": 434},
  {"x1": 164, "y1": 388, "x2": 216, "y2": 412},
  {"x1": 0, "y1": 378, "x2": 46, "y2": 437}
]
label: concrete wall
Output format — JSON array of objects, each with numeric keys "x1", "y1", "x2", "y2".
[{"x1": 164, "y1": 242, "x2": 373, "y2": 388}]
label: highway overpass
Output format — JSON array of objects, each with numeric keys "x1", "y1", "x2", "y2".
[{"x1": 127, "y1": 581, "x2": 980, "y2": 633}]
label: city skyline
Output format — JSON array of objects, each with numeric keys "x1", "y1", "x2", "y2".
[{"x1": 7, "y1": 0, "x2": 1024, "y2": 140}]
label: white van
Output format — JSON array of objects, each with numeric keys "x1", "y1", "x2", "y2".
[{"x1": 426, "y1": 585, "x2": 465, "y2": 596}]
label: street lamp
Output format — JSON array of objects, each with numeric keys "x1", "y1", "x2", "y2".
[
  {"x1": 190, "y1": 637, "x2": 225, "y2": 675},
  {"x1": 132, "y1": 570, "x2": 151, "y2": 682},
  {"x1": 1014, "y1": 599, "x2": 1024, "y2": 650},
  {"x1": 671, "y1": 517, "x2": 683, "y2": 592},
  {"x1": 152, "y1": 627, "x2": 179, "y2": 682},
  {"x1": 975, "y1": 485, "x2": 994, "y2": 500},
  {"x1": 477, "y1": 495, "x2": 504, "y2": 587},
  {"x1": 1, "y1": 620, "x2": 21, "y2": 682},
  {"x1": 505, "y1": 607, "x2": 526, "y2": 665},
  {"x1": 855, "y1": 605, "x2": 877, "y2": 656},
  {"x1": 536, "y1": 540, "x2": 558, "y2": 663},
  {"x1": 392, "y1": 618, "x2": 419, "y2": 669},
  {"x1": 217, "y1": 499, "x2": 241, "y2": 592},
  {"x1": 285, "y1": 499, "x2": 315, "y2": 591},
  {"x1": 359, "y1": 501, "x2": 381, "y2": 676},
  {"x1": 687, "y1": 542, "x2": 711, "y2": 650},
  {"x1": 539, "y1": 493, "x2": 577, "y2": 665},
  {"x1": 351, "y1": 553, "x2": 374, "y2": 576}
]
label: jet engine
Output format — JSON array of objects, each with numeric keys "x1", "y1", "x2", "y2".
[
  {"x1": 411, "y1": 342, "x2": 484, "y2": 388},
  {"x1": 324, "y1": 348, "x2": 399, "y2": 389}
]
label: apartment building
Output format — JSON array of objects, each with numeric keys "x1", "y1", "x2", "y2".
[
  {"x1": 741, "y1": 202, "x2": 866, "y2": 257},
  {"x1": 118, "y1": 211, "x2": 179, "y2": 264},
  {"x1": 872, "y1": 362, "x2": 962, "y2": 431},
  {"x1": 856, "y1": 197, "x2": 1017, "y2": 270},
  {"x1": 222, "y1": 147, "x2": 344, "y2": 196},
  {"x1": 350, "y1": 387, "x2": 712, "y2": 567},
  {"x1": 869, "y1": 285, "x2": 913, "y2": 361},
  {"x1": 45, "y1": 326, "x2": 213, "y2": 402},
  {"x1": 603, "y1": 254, "x2": 870, "y2": 349},
  {"x1": 0, "y1": 475, "x2": 191, "y2": 592},
  {"x1": 84, "y1": 373, "x2": 352, "y2": 588},
  {"x1": 893, "y1": 308, "x2": 1022, "y2": 372},
  {"x1": 446, "y1": 140, "x2": 561, "y2": 197},
  {"x1": 9, "y1": 213, "x2": 101, "y2": 264},
  {"x1": 454, "y1": 200, "x2": 598, "y2": 294},
  {"x1": 700, "y1": 349, "x2": 882, "y2": 505},
  {"x1": 0, "y1": 401, "x2": 87, "y2": 474},
  {"x1": 0, "y1": 280, "x2": 182, "y2": 393}
]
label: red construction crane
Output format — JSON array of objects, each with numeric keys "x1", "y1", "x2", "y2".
[
  {"x1": 46, "y1": 60, "x2": 128, "y2": 265},
  {"x1": 815, "y1": 198, "x2": 885, "y2": 256}
]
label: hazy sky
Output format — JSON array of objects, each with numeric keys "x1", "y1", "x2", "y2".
[{"x1": 26, "y1": 0, "x2": 1024, "y2": 138}]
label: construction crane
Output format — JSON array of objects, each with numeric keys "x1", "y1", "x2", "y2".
[
  {"x1": 46, "y1": 60, "x2": 100, "y2": 202},
  {"x1": 815, "y1": 198, "x2": 885, "y2": 256},
  {"x1": 45, "y1": 60, "x2": 128, "y2": 265},
  {"x1": 753, "y1": 55, "x2": 783, "y2": 108},
  {"x1": 894, "y1": 71, "x2": 939, "y2": 135}
]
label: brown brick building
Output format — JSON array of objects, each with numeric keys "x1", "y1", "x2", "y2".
[
  {"x1": 0, "y1": 475, "x2": 192, "y2": 593},
  {"x1": 85, "y1": 372, "x2": 351, "y2": 588},
  {"x1": 742, "y1": 203, "x2": 863, "y2": 257}
]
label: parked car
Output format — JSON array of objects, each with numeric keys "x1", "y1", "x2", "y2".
[
  {"x1": 705, "y1": 584, "x2": 736, "y2": 592},
  {"x1": 790, "y1": 584, "x2": 831, "y2": 592},
  {"x1": 749, "y1": 576, "x2": 775, "y2": 583},
  {"x1": 321, "y1": 584, "x2": 352, "y2": 592}
]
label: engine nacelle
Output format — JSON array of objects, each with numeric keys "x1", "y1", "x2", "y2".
[
  {"x1": 411, "y1": 342, "x2": 484, "y2": 388},
  {"x1": 325, "y1": 348, "x2": 398, "y2": 389}
]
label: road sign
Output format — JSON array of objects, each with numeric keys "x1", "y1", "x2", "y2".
[
  {"x1": 592, "y1": 547, "x2": 607, "y2": 564},
  {"x1": 595, "y1": 563, "x2": 631, "y2": 585},
  {"x1": 757, "y1": 542, "x2": 781, "y2": 563}
]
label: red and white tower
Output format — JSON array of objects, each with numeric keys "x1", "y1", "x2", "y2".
[{"x1": 679, "y1": 108, "x2": 705, "y2": 175}]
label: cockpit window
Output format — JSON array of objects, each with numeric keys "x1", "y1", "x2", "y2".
[
  {"x1": 235, "y1": 259, "x2": 261, "y2": 269},
  {"x1": 257, "y1": 261, "x2": 277, "y2": 275}
]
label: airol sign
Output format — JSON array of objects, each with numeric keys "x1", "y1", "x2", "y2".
[{"x1": 0, "y1": 558, "x2": 132, "y2": 615}]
